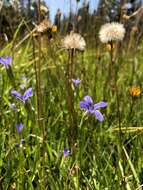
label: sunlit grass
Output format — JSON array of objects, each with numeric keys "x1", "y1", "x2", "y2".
[{"x1": 0, "y1": 20, "x2": 143, "y2": 190}]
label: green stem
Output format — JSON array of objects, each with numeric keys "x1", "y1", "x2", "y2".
[
  {"x1": 37, "y1": 0, "x2": 44, "y2": 139},
  {"x1": 66, "y1": 49, "x2": 77, "y2": 147}
]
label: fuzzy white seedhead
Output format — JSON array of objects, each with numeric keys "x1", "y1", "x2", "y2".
[
  {"x1": 62, "y1": 32, "x2": 86, "y2": 51},
  {"x1": 99, "y1": 22, "x2": 125, "y2": 43}
]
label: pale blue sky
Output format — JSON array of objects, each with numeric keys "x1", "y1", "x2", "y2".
[{"x1": 45, "y1": 0, "x2": 99, "y2": 21}]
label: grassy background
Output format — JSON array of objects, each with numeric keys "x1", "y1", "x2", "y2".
[{"x1": 0, "y1": 20, "x2": 143, "y2": 190}]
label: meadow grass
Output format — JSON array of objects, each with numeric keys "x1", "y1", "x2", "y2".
[{"x1": 0, "y1": 22, "x2": 143, "y2": 190}]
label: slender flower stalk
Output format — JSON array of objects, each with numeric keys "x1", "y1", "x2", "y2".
[
  {"x1": 99, "y1": 22, "x2": 125, "y2": 147},
  {"x1": 67, "y1": 48, "x2": 77, "y2": 146},
  {"x1": 109, "y1": 41, "x2": 122, "y2": 139},
  {"x1": 36, "y1": 0, "x2": 44, "y2": 139},
  {"x1": 62, "y1": 32, "x2": 86, "y2": 147}
]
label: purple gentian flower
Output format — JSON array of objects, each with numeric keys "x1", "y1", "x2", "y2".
[
  {"x1": 16, "y1": 123, "x2": 24, "y2": 133},
  {"x1": 11, "y1": 87, "x2": 33, "y2": 103},
  {"x1": 22, "y1": 88, "x2": 33, "y2": 101},
  {"x1": 63, "y1": 148, "x2": 70, "y2": 157},
  {"x1": 72, "y1": 78, "x2": 81, "y2": 87},
  {"x1": 0, "y1": 56, "x2": 12, "y2": 68},
  {"x1": 80, "y1": 95, "x2": 107, "y2": 122},
  {"x1": 11, "y1": 90, "x2": 23, "y2": 101}
]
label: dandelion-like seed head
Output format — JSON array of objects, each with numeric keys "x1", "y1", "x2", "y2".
[
  {"x1": 99, "y1": 22, "x2": 125, "y2": 43},
  {"x1": 36, "y1": 19, "x2": 52, "y2": 33},
  {"x1": 62, "y1": 32, "x2": 86, "y2": 51},
  {"x1": 40, "y1": 4, "x2": 49, "y2": 13}
]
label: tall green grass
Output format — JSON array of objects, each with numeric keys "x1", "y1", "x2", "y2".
[{"x1": 0, "y1": 21, "x2": 143, "y2": 190}]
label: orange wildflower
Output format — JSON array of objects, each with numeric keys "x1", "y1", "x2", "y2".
[
  {"x1": 129, "y1": 86, "x2": 141, "y2": 97},
  {"x1": 52, "y1": 25, "x2": 57, "y2": 33}
]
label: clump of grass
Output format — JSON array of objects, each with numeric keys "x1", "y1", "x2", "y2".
[{"x1": 0, "y1": 8, "x2": 143, "y2": 190}]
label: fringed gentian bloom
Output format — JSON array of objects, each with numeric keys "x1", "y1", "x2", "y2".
[
  {"x1": 0, "y1": 56, "x2": 12, "y2": 68},
  {"x1": 80, "y1": 95, "x2": 107, "y2": 122},
  {"x1": 11, "y1": 87, "x2": 33, "y2": 103},
  {"x1": 72, "y1": 78, "x2": 81, "y2": 87},
  {"x1": 63, "y1": 148, "x2": 70, "y2": 157},
  {"x1": 16, "y1": 123, "x2": 24, "y2": 133}
]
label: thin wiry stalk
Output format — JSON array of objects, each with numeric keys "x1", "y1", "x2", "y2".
[
  {"x1": 110, "y1": 41, "x2": 121, "y2": 131},
  {"x1": 119, "y1": 0, "x2": 125, "y2": 22},
  {"x1": 37, "y1": 0, "x2": 44, "y2": 139},
  {"x1": 109, "y1": 41, "x2": 114, "y2": 82},
  {"x1": 32, "y1": 36, "x2": 38, "y2": 125},
  {"x1": 6, "y1": 66, "x2": 15, "y2": 87},
  {"x1": 66, "y1": 49, "x2": 77, "y2": 148},
  {"x1": 109, "y1": 41, "x2": 123, "y2": 171}
]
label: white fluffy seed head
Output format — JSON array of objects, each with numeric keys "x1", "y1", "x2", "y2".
[
  {"x1": 99, "y1": 22, "x2": 126, "y2": 43},
  {"x1": 36, "y1": 20, "x2": 52, "y2": 33},
  {"x1": 62, "y1": 32, "x2": 86, "y2": 51}
]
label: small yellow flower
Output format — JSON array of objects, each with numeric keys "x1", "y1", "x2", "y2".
[
  {"x1": 52, "y1": 25, "x2": 57, "y2": 33},
  {"x1": 129, "y1": 86, "x2": 141, "y2": 97}
]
